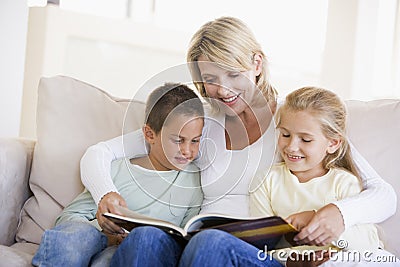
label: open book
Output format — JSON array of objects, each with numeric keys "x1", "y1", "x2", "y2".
[{"x1": 103, "y1": 206, "x2": 298, "y2": 248}]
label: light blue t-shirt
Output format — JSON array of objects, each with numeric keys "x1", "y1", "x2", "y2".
[{"x1": 56, "y1": 158, "x2": 203, "y2": 229}]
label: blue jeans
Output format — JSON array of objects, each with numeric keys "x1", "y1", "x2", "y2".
[
  {"x1": 179, "y1": 229, "x2": 283, "y2": 267},
  {"x1": 111, "y1": 227, "x2": 282, "y2": 267},
  {"x1": 32, "y1": 221, "x2": 108, "y2": 267},
  {"x1": 110, "y1": 226, "x2": 184, "y2": 267}
]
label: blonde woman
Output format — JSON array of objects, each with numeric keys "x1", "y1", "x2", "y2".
[{"x1": 80, "y1": 17, "x2": 396, "y2": 265}]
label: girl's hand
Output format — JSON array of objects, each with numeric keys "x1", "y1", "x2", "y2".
[
  {"x1": 292, "y1": 204, "x2": 345, "y2": 246},
  {"x1": 286, "y1": 210, "x2": 316, "y2": 231},
  {"x1": 96, "y1": 192, "x2": 127, "y2": 234}
]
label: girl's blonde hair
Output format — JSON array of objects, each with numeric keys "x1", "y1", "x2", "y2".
[
  {"x1": 276, "y1": 87, "x2": 360, "y2": 178},
  {"x1": 187, "y1": 16, "x2": 277, "y2": 103}
]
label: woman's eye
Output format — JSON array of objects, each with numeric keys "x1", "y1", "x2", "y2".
[
  {"x1": 229, "y1": 72, "x2": 240, "y2": 78},
  {"x1": 202, "y1": 77, "x2": 216, "y2": 83}
]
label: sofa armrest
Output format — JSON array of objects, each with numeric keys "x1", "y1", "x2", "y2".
[{"x1": 0, "y1": 138, "x2": 35, "y2": 246}]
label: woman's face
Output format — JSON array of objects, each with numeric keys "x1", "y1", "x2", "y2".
[{"x1": 197, "y1": 55, "x2": 262, "y2": 117}]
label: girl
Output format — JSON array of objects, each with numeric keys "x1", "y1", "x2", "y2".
[{"x1": 251, "y1": 87, "x2": 382, "y2": 265}]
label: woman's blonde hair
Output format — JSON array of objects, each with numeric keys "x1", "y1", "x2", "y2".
[
  {"x1": 187, "y1": 16, "x2": 277, "y2": 103},
  {"x1": 276, "y1": 87, "x2": 360, "y2": 179}
]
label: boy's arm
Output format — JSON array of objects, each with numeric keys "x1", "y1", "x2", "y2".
[{"x1": 55, "y1": 189, "x2": 97, "y2": 226}]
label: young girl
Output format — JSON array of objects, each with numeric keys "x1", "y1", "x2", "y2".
[{"x1": 250, "y1": 86, "x2": 383, "y2": 265}]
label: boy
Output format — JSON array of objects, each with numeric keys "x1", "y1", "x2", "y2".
[{"x1": 32, "y1": 83, "x2": 204, "y2": 266}]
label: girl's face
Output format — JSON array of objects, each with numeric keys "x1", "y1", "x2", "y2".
[
  {"x1": 197, "y1": 55, "x2": 262, "y2": 117},
  {"x1": 277, "y1": 109, "x2": 340, "y2": 182},
  {"x1": 148, "y1": 114, "x2": 204, "y2": 171}
]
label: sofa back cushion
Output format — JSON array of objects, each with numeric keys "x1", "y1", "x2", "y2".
[
  {"x1": 16, "y1": 76, "x2": 145, "y2": 244},
  {"x1": 346, "y1": 99, "x2": 400, "y2": 256}
]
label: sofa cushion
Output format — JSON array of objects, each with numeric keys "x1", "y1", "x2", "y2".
[
  {"x1": 346, "y1": 99, "x2": 400, "y2": 257},
  {"x1": 16, "y1": 76, "x2": 145, "y2": 245}
]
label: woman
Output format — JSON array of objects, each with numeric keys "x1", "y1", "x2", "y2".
[{"x1": 80, "y1": 17, "x2": 396, "y2": 265}]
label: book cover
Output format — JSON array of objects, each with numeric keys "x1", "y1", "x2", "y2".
[{"x1": 103, "y1": 206, "x2": 298, "y2": 249}]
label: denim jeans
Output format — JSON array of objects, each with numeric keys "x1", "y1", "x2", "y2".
[
  {"x1": 179, "y1": 229, "x2": 283, "y2": 267},
  {"x1": 110, "y1": 226, "x2": 185, "y2": 267},
  {"x1": 111, "y1": 227, "x2": 282, "y2": 267},
  {"x1": 32, "y1": 221, "x2": 108, "y2": 267}
]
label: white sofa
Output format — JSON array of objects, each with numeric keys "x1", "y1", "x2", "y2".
[{"x1": 0, "y1": 76, "x2": 399, "y2": 266}]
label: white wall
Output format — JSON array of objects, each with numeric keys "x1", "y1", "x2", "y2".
[
  {"x1": 0, "y1": 1, "x2": 28, "y2": 138},
  {"x1": 20, "y1": 5, "x2": 189, "y2": 139}
]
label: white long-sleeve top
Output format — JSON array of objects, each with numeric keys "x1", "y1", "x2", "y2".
[{"x1": 81, "y1": 107, "x2": 396, "y2": 228}]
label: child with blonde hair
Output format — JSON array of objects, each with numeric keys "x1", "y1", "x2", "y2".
[{"x1": 251, "y1": 87, "x2": 391, "y2": 265}]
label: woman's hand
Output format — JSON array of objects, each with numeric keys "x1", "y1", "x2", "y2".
[
  {"x1": 292, "y1": 204, "x2": 345, "y2": 246},
  {"x1": 96, "y1": 192, "x2": 127, "y2": 234}
]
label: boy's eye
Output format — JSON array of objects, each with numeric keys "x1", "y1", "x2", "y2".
[
  {"x1": 173, "y1": 139, "x2": 183, "y2": 144},
  {"x1": 191, "y1": 139, "x2": 200, "y2": 144}
]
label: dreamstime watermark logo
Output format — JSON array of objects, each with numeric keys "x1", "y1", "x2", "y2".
[{"x1": 257, "y1": 241, "x2": 399, "y2": 264}]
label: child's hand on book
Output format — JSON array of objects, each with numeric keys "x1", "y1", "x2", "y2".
[
  {"x1": 286, "y1": 211, "x2": 315, "y2": 231},
  {"x1": 105, "y1": 232, "x2": 128, "y2": 246},
  {"x1": 96, "y1": 192, "x2": 128, "y2": 234},
  {"x1": 292, "y1": 204, "x2": 344, "y2": 246}
]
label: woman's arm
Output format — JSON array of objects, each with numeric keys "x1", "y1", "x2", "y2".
[
  {"x1": 80, "y1": 129, "x2": 147, "y2": 204},
  {"x1": 333, "y1": 142, "x2": 397, "y2": 227},
  {"x1": 80, "y1": 129, "x2": 147, "y2": 233}
]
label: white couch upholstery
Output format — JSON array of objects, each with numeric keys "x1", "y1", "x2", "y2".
[{"x1": 0, "y1": 76, "x2": 398, "y2": 266}]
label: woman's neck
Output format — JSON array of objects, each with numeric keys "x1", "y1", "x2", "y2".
[{"x1": 225, "y1": 100, "x2": 276, "y2": 150}]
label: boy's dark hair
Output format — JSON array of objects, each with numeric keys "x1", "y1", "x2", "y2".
[{"x1": 145, "y1": 83, "x2": 204, "y2": 134}]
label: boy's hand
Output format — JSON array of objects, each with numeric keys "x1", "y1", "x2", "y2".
[
  {"x1": 96, "y1": 192, "x2": 127, "y2": 234},
  {"x1": 105, "y1": 232, "x2": 128, "y2": 246},
  {"x1": 292, "y1": 204, "x2": 344, "y2": 246}
]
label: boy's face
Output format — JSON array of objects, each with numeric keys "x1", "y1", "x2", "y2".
[{"x1": 147, "y1": 114, "x2": 203, "y2": 171}]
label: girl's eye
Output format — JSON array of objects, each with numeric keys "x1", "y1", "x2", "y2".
[
  {"x1": 302, "y1": 139, "x2": 312, "y2": 143},
  {"x1": 281, "y1": 133, "x2": 290, "y2": 138}
]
